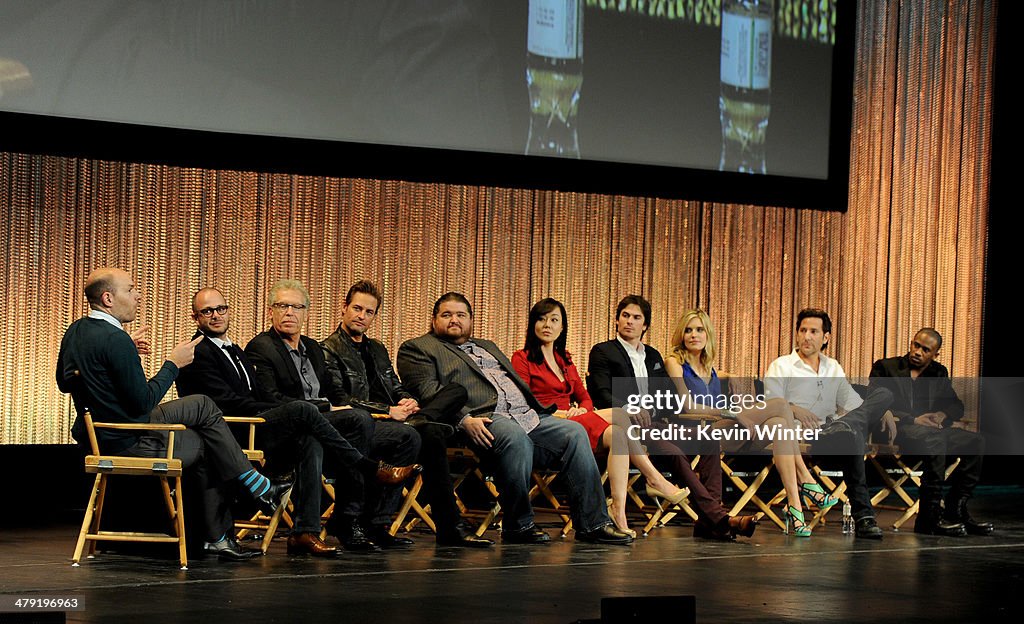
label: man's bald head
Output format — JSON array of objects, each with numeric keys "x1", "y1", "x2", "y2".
[{"x1": 84, "y1": 268, "x2": 139, "y2": 323}]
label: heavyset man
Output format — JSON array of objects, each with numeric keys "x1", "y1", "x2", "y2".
[{"x1": 397, "y1": 292, "x2": 633, "y2": 545}]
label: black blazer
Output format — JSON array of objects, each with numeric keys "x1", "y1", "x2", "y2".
[
  {"x1": 245, "y1": 327, "x2": 343, "y2": 411},
  {"x1": 587, "y1": 338, "x2": 669, "y2": 411},
  {"x1": 868, "y1": 355, "x2": 964, "y2": 426},
  {"x1": 176, "y1": 330, "x2": 281, "y2": 416}
]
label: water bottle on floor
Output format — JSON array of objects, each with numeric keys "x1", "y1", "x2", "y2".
[{"x1": 841, "y1": 501, "x2": 854, "y2": 534}]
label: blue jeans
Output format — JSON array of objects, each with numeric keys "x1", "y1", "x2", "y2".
[{"x1": 477, "y1": 414, "x2": 610, "y2": 533}]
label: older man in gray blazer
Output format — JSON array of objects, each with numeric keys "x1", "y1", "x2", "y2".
[{"x1": 397, "y1": 292, "x2": 632, "y2": 545}]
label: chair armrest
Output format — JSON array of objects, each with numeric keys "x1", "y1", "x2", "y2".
[
  {"x1": 222, "y1": 416, "x2": 265, "y2": 453},
  {"x1": 222, "y1": 416, "x2": 266, "y2": 424},
  {"x1": 371, "y1": 413, "x2": 391, "y2": 420},
  {"x1": 92, "y1": 422, "x2": 187, "y2": 431}
]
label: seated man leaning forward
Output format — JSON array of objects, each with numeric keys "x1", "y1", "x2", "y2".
[
  {"x1": 396, "y1": 292, "x2": 633, "y2": 545},
  {"x1": 869, "y1": 328, "x2": 992, "y2": 536},
  {"x1": 245, "y1": 279, "x2": 421, "y2": 553},
  {"x1": 763, "y1": 308, "x2": 894, "y2": 540},
  {"x1": 56, "y1": 268, "x2": 289, "y2": 561}
]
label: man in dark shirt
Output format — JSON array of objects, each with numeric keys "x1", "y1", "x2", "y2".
[
  {"x1": 321, "y1": 280, "x2": 492, "y2": 547},
  {"x1": 869, "y1": 328, "x2": 992, "y2": 535},
  {"x1": 245, "y1": 279, "x2": 421, "y2": 551},
  {"x1": 56, "y1": 267, "x2": 289, "y2": 560}
]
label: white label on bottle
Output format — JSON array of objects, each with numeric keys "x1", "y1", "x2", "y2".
[
  {"x1": 720, "y1": 12, "x2": 771, "y2": 89},
  {"x1": 528, "y1": 0, "x2": 582, "y2": 60}
]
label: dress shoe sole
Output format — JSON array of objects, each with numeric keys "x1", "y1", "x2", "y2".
[
  {"x1": 437, "y1": 538, "x2": 495, "y2": 548},
  {"x1": 287, "y1": 545, "x2": 338, "y2": 557},
  {"x1": 966, "y1": 526, "x2": 995, "y2": 536}
]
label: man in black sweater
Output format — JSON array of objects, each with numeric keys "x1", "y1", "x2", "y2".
[{"x1": 56, "y1": 267, "x2": 289, "y2": 560}]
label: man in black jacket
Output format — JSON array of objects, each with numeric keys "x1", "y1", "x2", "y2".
[
  {"x1": 321, "y1": 280, "x2": 492, "y2": 547},
  {"x1": 177, "y1": 287, "x2": 418, "y2": 556},
  {"x1": 868, "y1": 328, "x2": 992, "y2": 535},
  {"x1": 57, "y1": 268, "x2": 289, "y2": 560},
  {"x1": 245, "y1": 279, "x2": 421, "y2": 551},
  {"x1": 587, "y1": 294, "x2": 755, "y2": 541}
]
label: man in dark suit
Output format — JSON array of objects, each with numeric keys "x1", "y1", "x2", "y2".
[
  {"x1": 56, "y1": 268, "x2": 288, "y2": 561},
  {"x1": 321, "y1": 280, "x2": 492, "y2": 547},
  {"x1": 397, "y1": 292, "x2": 632, "y2": 545},
  {"x1": 587, "y1": 294, "x2": 755, "y2": 541},
  {"x1": 177, "y1": 287, "x2": 416, "y2": 556},
  {"x1": 869, "y1": 328, "x2": 992, "y2": 535},
  {"x1": 245, "y1": 279, "x2": 421, "y2": 551}
]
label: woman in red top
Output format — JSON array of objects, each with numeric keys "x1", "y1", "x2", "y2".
[{"x1": 512, "y1": 298, "x2": 688, "y2": 537}]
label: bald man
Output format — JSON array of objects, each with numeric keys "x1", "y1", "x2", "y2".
[{"x1": 56, "y1": 268, "x2": 290, "y2": 560}]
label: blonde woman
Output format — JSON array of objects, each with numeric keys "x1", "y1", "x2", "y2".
[{"x1": 664, "y1": 309, "x2": 836, "y2": 536}]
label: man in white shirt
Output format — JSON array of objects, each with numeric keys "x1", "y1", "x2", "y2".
[{"x1": 763, "y1": 308, "x2": 894, "y2": 539}]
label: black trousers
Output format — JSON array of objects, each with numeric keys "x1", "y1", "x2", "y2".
[
  {"x1": 406, "y1": 383, "x2": 469, "y2": 536},
  {"x1": 895, "y1": 422, "x2": 984, "y2": 506},
  {"x1": 254, "y1": 400, "x2": 369, "y2": 534},
  {"x1": 812, "y1": 386, "x2": 893, "y2": 520}
]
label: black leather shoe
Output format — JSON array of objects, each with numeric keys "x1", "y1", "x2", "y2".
[
  {"x1": 204, "y1": 537, "x2": 261, "y2": 561},
  {"x1": 813, "y1": 421, "x2": 858, "y2": 456},
  {"x1": 947, "y1": 497, "x2": 995, "y2": 535},
  {"x1": 915, "y1": 518, "x2": 967, "y2": 537},
  {"x1": 855, "y1": 516, "x2": 884, "y2": 540},
  {"x1": 502, "y1": 525, "x2": 551, "y2": 544},
  {"x1": 286, "y1": 532, "x2": 338, "y2": 557},
  {"x1": 255, "y1": 481, "x2": 292, "y2": 516},
  {"x1": 576, "y1": 524, "x2": 634, "y2": 545},
  {"x1": 916, "y1": 506, "x2": 967, "y2": 536},
  {"x1": 436, "y1": 523, "x2": 495, "y2": 548},
  {"x1": 333, "y1": 520, "x2": 382, "y2": 552},
  {"x1": 370, "y1": 527, "x2": 414, "y2": 549}
]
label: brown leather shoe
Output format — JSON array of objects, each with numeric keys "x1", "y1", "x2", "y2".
[
  {"x1": 375, "y1": 461, "x2": 423, "y2": 485},
  {"x1": 287, "y1": 532, "x2": 338, "y2": 557},
  {"x1": 728, "y1": 515, "x2": 758, "y2": 538}
]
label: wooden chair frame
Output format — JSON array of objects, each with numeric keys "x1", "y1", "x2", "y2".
[{"x1": 72, "y1": 410, "x2": 189, "y2": 570}]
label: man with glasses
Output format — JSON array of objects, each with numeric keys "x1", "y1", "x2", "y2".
[
  {"x1": 245, "y1": 279, "x2": 421, "y2": 552},
  {"x1": 177, "y1": 287, "x2": 418, "y2": 556}
]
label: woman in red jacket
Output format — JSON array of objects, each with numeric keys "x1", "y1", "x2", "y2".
[{"x1": 512, "y1": 298, "x2": 688, "y2": 537}]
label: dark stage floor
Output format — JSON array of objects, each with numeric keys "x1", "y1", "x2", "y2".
[{"x1": 2, "y1": 490, "x2": 1022, "y2": 623}]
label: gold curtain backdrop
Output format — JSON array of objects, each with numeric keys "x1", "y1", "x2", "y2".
[{"x1": 0, "y1": 0, "x2": 994, "y2": 445}]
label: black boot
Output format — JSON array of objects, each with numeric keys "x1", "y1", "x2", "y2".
[
  {"x1": 915, "y1": 502, "x2": 966, "y2": 537},
  {"x1": 946, "y1": 496, "x2": 994, "y2": 535}
]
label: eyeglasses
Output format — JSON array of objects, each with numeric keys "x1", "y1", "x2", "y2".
[
  {"x1": 271, "y1": 302, "x2": 307, "y2": 312},
  {"x1": 196, "y1": 305, "x2": 230, "y2": 317}
]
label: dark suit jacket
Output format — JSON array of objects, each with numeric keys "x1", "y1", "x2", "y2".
[
  {"x1": 244, "y1": 327, "x2": 343, "y2": 411},
  {"x1": 396, "y1": 333, "x2": 555, "y2": 419},
  {"x1": 868, "y1": 355, "x2": 964, "y2": 426},
  {"x1": 176, "y1": 330, "x2": 281, "y2": 416},
  {"x1": 587, "y1": 338, "x2": 669, "y2": 412}
]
